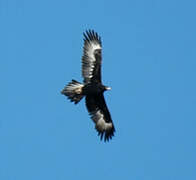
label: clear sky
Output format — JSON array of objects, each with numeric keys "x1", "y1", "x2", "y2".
[{"x1": 0, "y1": 0, "x2": 196, "y2": 179}]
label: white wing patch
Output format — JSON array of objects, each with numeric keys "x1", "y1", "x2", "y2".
[
  {"x1": 82, "y1": 30, "x2": 102, "y2": 83},
  {"x1": 92, "y1": 110, "x2": 113, "y2": 132},
  {"x1": 83, "y1": 42, "x2": 101, "y2": 79}
]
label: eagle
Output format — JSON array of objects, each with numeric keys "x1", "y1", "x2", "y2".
[{"x1": 61, "y1": 30, "x2": 115, "y2": 142}]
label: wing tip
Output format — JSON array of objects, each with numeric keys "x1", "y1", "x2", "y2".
[
  {"x1": 83, "y1": 29, "x2": 102, "y2": 45},
  {"x1": 98, "y1": 126, "x2": 115, "y2": 142}
]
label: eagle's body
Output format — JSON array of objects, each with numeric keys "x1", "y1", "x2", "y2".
[
  {"x1": 83, "y1": 82, "x2": 107, "y2": 95},
  {"x1": 61, "y1": 30, "x2": 115, "y2": 142}
]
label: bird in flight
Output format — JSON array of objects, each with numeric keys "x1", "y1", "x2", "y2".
[{"x1": 61, "y1": 30, "x2": 115, "y2": 142}]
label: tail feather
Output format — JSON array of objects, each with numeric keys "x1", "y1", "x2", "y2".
[{"x1": 61, "y1": 80, "x2": 84, "y2": 104}]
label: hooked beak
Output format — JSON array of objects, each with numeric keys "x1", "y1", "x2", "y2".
[{"x1": 105, "y1": 86, "x2": 111, "y2": 90}]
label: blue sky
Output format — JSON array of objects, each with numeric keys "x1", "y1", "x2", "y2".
[{"x1": 0, "y1": 0, "x2": 196, "y2": 179}]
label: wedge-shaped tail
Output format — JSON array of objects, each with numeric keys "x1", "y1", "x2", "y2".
[{"x1": 61, "y1": 80, "x2": 84, "y2": 104}]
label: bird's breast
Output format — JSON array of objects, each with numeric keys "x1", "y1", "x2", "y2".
[{"x1": 83, "y1": 83, "x2": 103, "y2": 95}]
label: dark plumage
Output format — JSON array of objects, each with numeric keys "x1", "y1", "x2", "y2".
[{"x1": 61, "y1": 30, "x2": 115, "y2": 142}]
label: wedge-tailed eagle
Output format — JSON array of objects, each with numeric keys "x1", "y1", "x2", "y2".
[{"x1": 61, "y1": 30, "x2": 115, "y2": 142}]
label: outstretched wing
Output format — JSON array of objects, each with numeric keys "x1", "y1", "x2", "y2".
[
  {"x1": 85, "y1": 94, "x2": 115, "y2": 142},
  {"x1": 82, "y1": 30, "x2": 102, "y2": 84}
]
